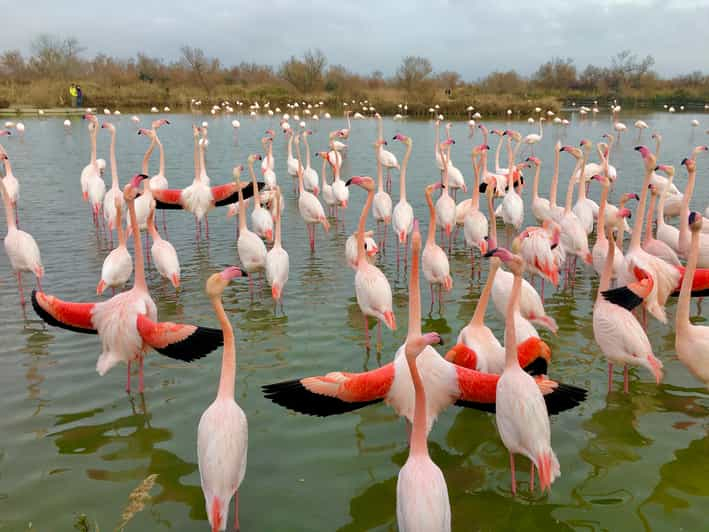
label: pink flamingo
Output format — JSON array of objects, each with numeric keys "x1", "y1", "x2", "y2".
[
  {"x1": 423, "y1": 181, "x2": 452, "y2": 310},
  {"x1": 347, "y1": 175, "x2": 396, "y2": 350},
  {"x1": 643, "y1": 184, "x2": 681, "y2": 266},
  {"x1": 590, "y1": 174, "x2": 628, "y2": 279},
  {"x1": 594, "y1": 225, "x2": 662, "y2": 393},
  {"x1": 487, "y1": 246, "x2": 559, "y2": 495},
  {"x1": 0, "y1": 141, "x2": 19, "y2": 225},
  {"x1": 265, "y1": 187, "x2": 289, "y2": 306},
  {"x1": 97, "y1": 197, "x2": 132, "y2": 295},
  {"x1": 392, "y1": 134, "x2": 414, "y2": 269},
  {"x1": 32, "y1": 174, "x2": 226, "y2": 393},
  {"x1": 263, "y1": 222, "x2": 586, "y2": 427},
  {"x1": 396, "y1": 330, "x2": 451, "y2": 532},
  {"x1": 100, "y1": 122, "x2": 123, "y2": 242},
  {"x1": 198, "y1": 266, "x2": 248, "y2": 532},
  {"x1": 0, "y1": 162, "x2": 43, "y2": 305},
  {"x1": 147, "y1": 203, "x2": 180, "y2": 289},
  {"x1": 295, "y1": 135, "x2": 330, "y2": 252}
]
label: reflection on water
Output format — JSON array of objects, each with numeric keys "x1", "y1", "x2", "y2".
[{"x1": 1, "y1": 113, "x2": 709, "y2": 530}]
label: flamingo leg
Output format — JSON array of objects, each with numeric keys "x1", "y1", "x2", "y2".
[
  {"x1": 162, "y1": 210, "x2": 168, "y2": 238},
  {"x1": 430, "y1": 283, "x2": 435, "y2": 311},
  {"x1": 530, "y1": 462, "x2": 535, "y2": 492},
  {"x1": 138, "y1": 356, "x2": 145, "y2": 393},
  {"x1": 608, "y1": 362, "x2": 613, "y2": 393},
  {"x1": 16, "y1": 271, "x2": 25, "y2": 306},
  {"x1": 623, "y1": 365, "x2": 629, "y2": 394},
  {"x1": 377, "y1": 320, "x2": 382, "y2": 352},
  {"x1": 126, "y1": 360, "x2": 132, "y2": 393},
  {"x1": 205, "y1": 214, "x2": 210, "y2": 239},
  {"x1": 396, "y1": 241, "x2": 400, "y2": 271},
  {"x1": 364, "y1": 315, "x2": 370, "y2": 351},
  {"x1": 234, "y1": 491, "x2": 240, "y2": 531},
  {"x1": 509, "y1": 453, "x2": 517, "y2": 496},
  {"x1": 248, "y1": 276, "x2": 254, "y2": 301},
  {"x1": 541, "y1": 277, "x2": 545, "y2": 305}
]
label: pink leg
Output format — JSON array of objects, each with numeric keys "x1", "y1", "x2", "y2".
[
  {"x1": 530, "y1": 462, "x2": 535, "y2": 492},
  {"x1": 377, "y1": 320, "x2": 382, "y2": 352},
  {"x1": 126, "y1": 360, "x2": 132, "y2": 393},
  {"x1": 396, "y1": 241, "x2": 400, "y2": 270},
  {"x1": 364, "y1": 315, "x2": 370, "y2": 351},
  {"x1": 541, "y1": 277, "x2": 545, "y2": 305},
  {"x1": 509, "y1": 453, "x2": 517, "y2": 495},
  {"x1": 608, "y1": 362, "x2": 613, "y2": 393},
  {"x1": 234, "y1": 491, "x2": 240, "y2": 531},
  {"x1": 382, "y1": 223, "x2": 387, "y2": 255},
  {"x1": 16, "y1": 271, "x2": 25, "y2": 306},
  {"x1": 205, "y1": 214, "x2": 210, "y2": 239},
  {"x1": 248, "y1": 276, "x2": 254, "y2": 300},
  {"x1": 438, "y1": 284, "x2": 443, "y2": 309},
  {"x1": 36, "y1": 276, "x2": 42, "y2": 292},
  {"x1": 430, "y1": 283, "x2": 435, "y2": 309},
  {"x1": 623, "y1": 365, "x2": 629, "y2": 394},
  {"x1": 138, "y1": 356, "x2": 145, "y2": 393},
  {"x1": 162, "y1": 210, "x2": 168, "y2": 238}
]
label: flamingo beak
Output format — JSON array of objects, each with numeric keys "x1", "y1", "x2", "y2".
[{"x1": 220, "y1": 266, "x2": 247, "y2": 281}]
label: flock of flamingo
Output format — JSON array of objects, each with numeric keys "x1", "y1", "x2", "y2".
[{"x1": 1, "y1": 105, "x2": 709, "y2": 532}]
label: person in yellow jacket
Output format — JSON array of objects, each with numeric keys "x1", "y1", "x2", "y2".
[{"x1": 69, "y1": 84, "x2": 77, "y2": 107}]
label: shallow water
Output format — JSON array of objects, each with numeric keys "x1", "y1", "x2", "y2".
[{"x1": 1, "y1": 112, "x2": 708, "y2": 531}]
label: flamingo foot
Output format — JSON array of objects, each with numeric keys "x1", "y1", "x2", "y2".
[
  {"x1": 138, "y1": 356, "x2": 144, "y2": 393},
  {"x1": 509, "y1": 453, "x2": 517, "y2": 496},
  {"x1": 530, "y1": 463, "x2": 535, "y2": 492},
  {"x1": 16, "y1": 271, "x2": 25, "y2": 306},
  {"x1": 234, "y1": 491, "x2": 240, "y2": 531}
]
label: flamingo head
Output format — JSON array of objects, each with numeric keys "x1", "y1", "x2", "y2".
[
  {"x1": 0, "y1": 130, "x2": 11, "y2": 137},
  {"x1": 101, "y1": 122, "x2": 115, "y2": 132},
  {"x1": 345, "y1": 175, "x2": 375, "y2": 191},
  {"x1": 559, "y1": 145, "x2": 582, "y2": 158},
  {"x1": 579, "y1": 138, "x2": 592, "y2": 149},
  {"x1": 405, "y1": 332, "x2": 444, "y2": 360},
  {"x1": 426, "y1": 182, "x2": 443, "y2": 195},
  {"x1": 617, "y1": 207, "x2": 632, "y2": 219},
  {"x1": 691, "y1": 145, "x2": 709, "y2": 158},
  {"x1": 681, "y1": 157, "x2": 695, "y2": 173},
  {"x1": 232, "y1": 165, "x2": 244, "y2": 181},
  {"x1": 655, "y1": 164, "x2": 674, "y2": 177},
  {"x1": 442, "y1": 138, "x2": 455, "y2": 146},
  {"x1": 82, "y1": 113, "x2": 97, "y2": 123},
  {"x1": 137, "y1": 127, "x2": 155, "y2": 138},
  {"x1": 247, "y1": 153, "x2": 263, "y2": 165},
  {"x1": 124, "y1": 174, "x2": 148, "y2": 200},
  {"x1": 590, "y1": 174, "x2": 609, "y2": 186},
  {"x1": 265, "y1": 129, "x2": 275, "y2": 136},
  {"x1": 477, "y1": 123, "x2": 488, "y2": 134},
  {"x1": 689, "y1": 211, "x2": 703, "y2": 232},
  {"x1": 376, "y1": 139, "x2": 388, "y2": 147},
  {"x1": 472, "y1": 144, "x2": 490, "y2": 156},
  {"x1": 393, "y1": 133, "x2": 410, "y2": 144},
  {"x1": 622, "y1": 192, "x2": 640, "y2": 202},
  {"x1": 206, "y1": 266, "x2": 247, "y2": 298},
  {"x1": 634, "y1": 145, "x2": 657, "y2": 170},
  {"x1": 525, "y1": 155, "x2": 541, "y2": 166},
  {"x1": 484, "y1": 247, "x2": 524, "y2": 274},
  {"x1": 152, "y1": 119, "x2": 170, "y2": 129}
]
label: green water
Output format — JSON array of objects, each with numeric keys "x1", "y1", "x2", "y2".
[{"x1": 0, "y1": 113, "x2": 708, "y2": 531}]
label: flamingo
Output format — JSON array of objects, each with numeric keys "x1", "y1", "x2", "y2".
[
  {"x1": 147, "y1": 120, "x2": 170, "y2": 233},
  {"x1": 133, "y1": 128, "x2": 158, "y2": 244},
  {"x1": 100, "y1": 122, "x2": 124, "y2": 237},
  {"x1": 651, "y1": 163, "x2": 682, "y2": 218},
  {"x1": 261, "y1": 137, "x2": 277, "y2": 190},
  {"x1": 678, "y1": 149, "x2": 709, "y2": 267},
  {"x1": 0, "y1": 166, "x2": 43, "y2": 305},
  {"x1": 392, "y1": 134, "x2": 414, "y2": 268},
  {"x1": 527, "y1": 155, "x2": 551, "y2": 223},
  {"x1": 443, "y1": 123, "x2": 467, "y2": 196},
  {"x1": 595, "y1": 226, "x2": 662, "y2": 393},
  {"x1": 375, "y1": 113, "x2": 399, "y2": 192},
  {"x1": 573, "y1": 140, "x2": 599, "y2": 235},
  {"x1": 548, "y1": 140, "x2": 565, "y2": 221},
  {"x1": 635, "y1": 120, "x2": 649, "y2": 139},
  {"x1": 328, "y1": 140, "x2": 349, "y2": 214},
  {"x1": 198, "y1": 266, "x2": 249, "y2": 532},
  {"x1": 147, "y1": 203, "x2": 180, "y2": 289},
  {"x1": 235, "y1": 162, "x2": 267, "y2": 297},
  {"x1": 97, "y1": 197, "x2": 132, "y2": 295},
  {"x1": 82, "y1": 114, "x2": 106, "y2": 227},
  {"x1": 263, "y1": 222, "x2": 586, "y2": 426},
  {"x1": 396, "y1": 329, "x2": 451, "y2": 532},
  {"x1": 0, "y1": 143, "x2": 19, "y2": 225},
  {"x1": 301, "y1": 130, "x2": 320, "y2": 195},
  {"x1": 499, "y1": 134, "x2": 525, "y2": 245},
  {"x1": 80, "y1": 114, "x2": 106, "y2": 206},
  {"x1": 423, "y1": 182, "x2": 452, "y2": 310},
  {"x1": 591, "y1": 174, "x2": 627, "y2": 279},
  {"x1": 316, "y1": 150, "x2": 336, "y2": 216},
  {"x1": 488, "y1": 246, "x2": 560, "y2": 495},
  {"x1": 655, "y1": 165, "x2": 684, "y2": 250},
  {"x1": 247, "y1": 154, "x2": 274, "y2": 242},
  {"x1": 675, "y1": 212, "x2": 709, "y2": 387},
  {"x1": 643, "y1": 184, "x2": 681, "y2": 266},
  {"x1": 372, "y1": 140, "x2": 393, "y2": 249},
  {"x1": 346, "y1": 175, "x2": 396, "y2": 350},
  {"x1": 265, "y1": 187, "x2": 289, "y2": 306},
  {"x1": 286, "y1": 130, "x2": 299, "y2": 189},
  {"x1": 522, "y1": 118, "x2": 544, "y2": 155},
  {"x1": 478, "y1": 126, "x2": 507, "y2": 197},
  {"x1": 516, "y1": 222, "x2": 561, "y2": 298},
  {"x1": 558, "y1": 145, "x2": 593, "y2": 277},
  {"x1": 294, "y1": 134, "x2": 330, "y2": 252},
  {"x1": 435, "y1": 140, "x2": 457, "y2": 249},
  {"x1": 345, "y1": 230, "x2": 378, "y2": 269},
  {"x1": 338, "y1": 110, "x2": 352, "y2": 139},
  {"x1": 261, "y1": 129, "x2": 276, "y2": 173},
  {"x1": 32, "y1": 174, "x2": 225, "y2": 393},
  {"x1": 462, "y1": 145, "x2": 490, "y2": 262}
]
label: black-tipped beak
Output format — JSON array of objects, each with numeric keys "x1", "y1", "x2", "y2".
[
  {"x1": 634, "y1": 146, "x2": 642, "y2": 151},
  {"x1": 383, "y1": 140, "x2": 388, "y2": 146},
  {"x1": 689, "y1": 212, "x2": 698, "y2": 224},
  {"x1": 654, "y1": 166, "x2": 659, "y2": 171},
  {"x1": 484, "y1": 248, "x2": 498, "y2": 258},
  {"x1": 551, "y1": 243, "x2": 558, "y2": 250},
  {"x1": 559, "y1": 147, "x2": 565, "y2": 152},
  {"x1": 436, "y1": 336, "x2": 444, "y2": 345},
  {"x1": 479, "y1": 182, "x2": 488, "y2": 193},
  {"x1": 681, "y1": 158, "x2": 688, "y2": 166},
  {"x1": 345, "y1": 178, "x2": 354, "y2": 186}
]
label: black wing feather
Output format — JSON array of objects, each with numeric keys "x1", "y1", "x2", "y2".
[
  {"x1": 262, "y1": 379, "x2": 382, "y2": 416},
  {"x1": 153, "y1": 326, "x2": 223, "y2": 361}
]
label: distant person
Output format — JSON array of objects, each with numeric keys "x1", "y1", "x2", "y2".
[
  {"x1": 69, "y1": 84, "x2": 77, "y2": 107},
  {"x1": 76, "y1": 85, "x2": 83, "y2": 107}
]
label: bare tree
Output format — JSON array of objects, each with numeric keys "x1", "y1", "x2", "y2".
[
  {"x1": 29, "y1": 34, "x2": 85, "y2": 78},
  {"x1": 396, "y1": 56, "x2": 432, "y2": 92},
  {"x1": 180, "y1": 45, "x2": 219, "y2": 95}
]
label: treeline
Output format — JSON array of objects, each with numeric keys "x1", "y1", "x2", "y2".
[{"x1": 1, "y1": 34, "x2": 708, "y2": 115}]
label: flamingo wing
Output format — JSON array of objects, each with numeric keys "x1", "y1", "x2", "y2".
[
  {"x1": 672, "y1": 265, "x2": 709, "y2": 297},
  {"x1": 602, "y1": 266, "x2": 654, "y2": 311},
  {"x1": 262, "y1": 363, "x2": 395, "y2": 416},
  {"x1": 31, "y1": 290, "x2": 97, "y2": 334},
  {"x1": 136, "y1": 314, "x2": 223, "y2": 361},
  {"x1": 152, "y1": 188, "x2": 184, "y2": 210},
  {"x1": 212, "y1": 181, "x2": 266, "y2": 207},
  {"x1": 445, "y1": 338, "x2": 551, "y2": 375}
]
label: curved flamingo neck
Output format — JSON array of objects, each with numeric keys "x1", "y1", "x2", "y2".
[
  {"x1": 531, "y1": 163, "x2": 541, "y2": 200},
  {"x1": 156, "y1": 137, "x2": 165, "y2": 177},
  {"x1": 549, "y1": 148, "x2": 561, "y2": 208},
  {"x1": 287, "y1": 134, "x2": 293, "y2": 159},
  {"x1": 376, "y1": 149, "x2": 384, "y2": 192},
  {"x1": 356, "y1": 188, "x2": 374, "y2": 265},
  {"x1": 377, "y1": 116, "x2": 383, "y2": 141},
  {"x1": 116, "y1": 203, "x2": 126, "y2": 247},
  {"x1": 141, "y1": 138, "x2": 155, "y2": 175},
  {"x1": 274, "y1": 191, "x2": 282, "y2": 248},
  {"x1": 147, "y1": 209, "x2": 161, "y2": 241},
  {"x1": 198, "y1": 142, "x2": 207, "y2": 181},
  {"x1": 126, "y1": 193, "x2": 147, "y2": 291},
  {"x1": 470, "y1": 257, "x2": 499, "y2": 327},
  {"x1": 599, "y1": 226, "x2": 615, "y2": 292},
  {"x1": 596, "y1": 182, "x2": 609, "y2": 244},
  {"x1": 303, "y1": 135, "x2": 312, "y2": 170},
  {"x1": 645, "y1": 193, "x2": 657, "y2": 242},
  {"x1": 321, "y1": 157, "x2": 328, "y2": 188},
  {"x1": 211, "y1": 294, "x2": 236, "y2": 400},
  {"x1": 679, "y1": 168, "x2": 697, "y2": 251},
  {"x1": 577, "y1": 150, "x2": 589, "y2": 200},
  {"x1": 564, "y1": 158, "x2": 582, "y2": 213},
  {"x1": 657, "y1": 176, "x2": 672, "y2": 222},
  {"x1": 488, "y1": 189, "x2": 497, "y2": 244},
  {"x1": 471, "y1": 156, "x2": 481, "y2": 208},
  {"x1": 108, "y1": 130, "x2": 119, "y2": 189},
  {"x1": 504, "y1": 268, "x2": 523, "y2": 370},
  {"x1": 407, "y1": 351, "x2": 428, "y2": 458},
  {"x1": 399, "y1": 141, "x2": 412, "y2": 201},
  {"x1": 89, "y1": 124, "x2": 98, "y2": 167},
  {"x1": 248, "y1": 159, "x2": 261, "y2": 205},
  {"x1": 440, "y1": 145, "x2": 450, "y2": 188},
  {"x1": 494, "y1": 135, "x2": 504, "y2": 172},
  {"x1": 237, "y1": 174, "x2": 248, "y2": 232},
  {"x1": 678, "y1": 228, "x2": 699, "y2": 331},
  {"x1": 407, "y1": 239, "x2": 422, "y2": 339},
  {"x1": 0, "y1": 179, "x2": 15, "y2": 230},
  {"x1": 425, "y1": 188, "x2": 436, "y2": 247},
  {"x1": 630, "y1": 166, "x2": 654, "y2": 250},
  {"x1": 2, "y1": 156, "x2": 12, "y2": 176},
  {"x1": 295, "y1": 141, "x2": 305, "y2": 193},
  {"x1": 505, "y1": 138, "x2": 514, "y2": 188},
  {"x1": 192, "y1": 135, "x2": 200, "y2": 181}
]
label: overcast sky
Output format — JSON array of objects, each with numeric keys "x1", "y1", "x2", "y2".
[{"x1": 4, "y1": 0, "x2": 709, "y2": 78}]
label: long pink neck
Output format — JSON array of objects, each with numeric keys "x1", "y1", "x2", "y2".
[
  {"x1": 678, "y1": 226, "x2": 699, "y2": 331},
  {"x1": 193, "y1": 135, "x2": 200, "y2": 181},
  {"x1": 147, "y1": 209, "x2": 161, "y2": 242},
  {"x1": 0, "y1": 179, "x2": 16, "y2": 230},
  {"x1": 407, "y1": 348, "x2": 428, "y2": 457},
  {"x1": 531, "y1": 163, "x2": 541, "y2": 200},
  {"x1": 506, "y1": 138, "x2": 514, "y2": 188},
  {"x1": 399, "y1": 141, "x2": 412, "y2": 201},
  {"x1": 488, "y1": 189, "x2": 497, "y2": 244},
  {"x1": 577, "y1": 149, "x2": 590, "y2": 200},
  {"x1": 142, "y1": 138, "x2": 155, "y2": 175},
  {"x1": 198, "y1": 142, "x2": 207, "y2": 180},
  {"x1": 629, "y1": 166, "x2": 653, "y2": 251},
  {"x1": 357, "y1": 189, "x2": 374, "y2": 265},
  {"x1": 408, "y1": 240, "x2": 422, "y2": 338},
  {"x1": 564, "y1": 158, "x2": 582, "y2": 213},
  {"x1": 303, "y1": 135, "x2": 312, "y2": 169},
  {"x1": 157, "y1": 137, "x2": 165, "y2": 176},
  {"x1": 116, "y1": 203, "x2": 126, "y2": 247},
  {"x1": 549, "y1": 147, "x2": 560, "y2": 207},
  {"x1": 471, "y1": 156, "x2": 481, "y2": 208},
  {"x1": 2, "y1": 156, "x2": 12, "y2": 176},
  {"x1": 596, "y1": 182, "x2": 609, "y2": 244},
  {"x1": 321, "y1": 157, "x2": 328, "y2": 188},
  {"x1": 376, "y1": 146, "x2": 384, "y2": 192},
  {"x1": 440, "y1": 144, "x2": 450, "y2": 188},
  {"x1": 679, "y1": 168, "x2": 697, "y2": 251},
  {"x1": 274, "y1": 192, "x2": 282, "y2": 248},
  {"x1": 213, "y1": 295, "x2": 236, "y2": 399},
  {"x1": 109, "y1": 130, "x2": 119, "y2": 189},
  {"x1": 494, "y1": 135, "x2": 504, "y2": 171},
  {"x1": 127, "y1": 193, "x2": 147, "y2": 291},
  {"x1": 645, "y1": 193, "x2": 657, "y2": 242},
  {"x1": 295, "y1": 141, "x2": 305, "y2": 193},
  {"x1": 238, "y1": 173, "x2": 248, "y2": 232},
  {"x1": 425, "y1": 188, "x2": 436, "y2": 246},
  {"x1": 470, "y1": 257, "x2": 499, "y2": 327},
  {"x1": 90, "y1": 124, "x2": 98, "y2": 167},
  {"x1": 248, "y1": 159, "x2": 261, "y2": 205},
  {"x1": 504, "y1": 268, "x2": 523, "y2": 370},
  {"x1": 599, "y1": 226, "x2": 615, "y2": 292}
]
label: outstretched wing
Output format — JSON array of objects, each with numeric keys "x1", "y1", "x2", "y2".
[
  {"x1": 212, "y1": 181, "x2": 266, "y2": 207},
  {"x1": 32, "y1": 290, "x2": 97, "y2": 334},
  {"x1": 445, "y1": 338, "x2": 550, "y2": 376},
  {"x1": 153, "y1": 188, "x2": 184, "y2": 210},
  {"x1": 262, "y1": 363, "x2": 395, "y2": 417},
  {"x1": 136, "y1": 314, "x2": 223, "y2": 361},
  {"x1": 672, "y1": 264, "x2": 709, "y2": 297}
]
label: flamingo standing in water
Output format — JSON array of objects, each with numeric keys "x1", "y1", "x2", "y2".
[
  {"x1": 392, "y1": 134, "x2": 414, "y2": 269},
  {"x1": 0, "y1": 142, "x2": 19, "y2": 225},
  {"x1": 0, "y1": 165, "x2": 43, "y2": 305},
  {"x1": 372, "y1": 140, "x2": 392, "y2": 250},
  {"x1": 198, "y1": 266, "x2": 249, "y2": 532},
  {"x1": 100, "y1": 122, "x2": 123, "y2": 239},
  {"x1": 265, "y1": 187, "x2": 289, "y2": 307},
  {"x1": 435, "y1": 140, "x2": 457, "y2": 251},
  {"x1": 443, "y1": 123, "x2": 467, "y2": 198},
  {"x1": 317, "y1": 150, "x2": 336, "y2": 217},
  {"x1": 346, "y1": 175, "x2": 396, "y2": 350},
  {"x1": 294, "y1": 135, "x2": 330, "y2": 252},
  {"x1": 396, "y1": 330, "x2": 451, "y2": 532},
  {"x1": 591, "y1": 174, "x2": 627, "y2": 279},
  {"x1": 247, "y1": 154, "x2": 274, "y2": 242},
  {"x1": 235, "y1": 161, "x2": 267, "y2": 297},
  {"x1": 643, "y1": 184, "x2": 681, "y2": 266},
  {"x1": 301, "y1": 130, "x2": 320, "y2": 195},
  {"x1": 462, "y1": 145, "x2": 489, "y2": 267},
  {"x1": 97, "y1": 198, "x2": 132, "y2": 295},
  {"x1": 263, "y1": 221, "x2": 586, "y2": 427},
  {"x1": 527, "y1": 155, "x2": 551, "y2": 223},
  {"x1": 558, "y1": 145, "x2": 592, "y2": 280},
  {"x1": 261, "y1": 136, "x2": 277, "y2": 190},
  {"x1": 423, "y1": 182, "x2": 452, "y2": 310},
  {"x1": 375, "y1": 113, "x2": 399, "y2": 193},
  {"x1": 32, "y1": 174, "x2": 225, "y2": 392},
  {"x1": 487, "y1": 246, "x2": 559, "y2": 495},
  {"x1": 82, "y1": 114, "x2": 107, "y2": 228},
  {"x1": 147, "y1": 203, "x2": 180, "y2": 289},
  {"x1": 286, "y1": 129, "x2": 299, "y2": 190},
  {"x1": 595, "y1": 226, "x2": 662, "y2": 392}
]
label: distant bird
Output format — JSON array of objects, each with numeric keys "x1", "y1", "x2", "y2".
[
  {"x1": 97, "y1": 198, "x2": 132, "y2": 295},
  {"x1": 634, "y1": 120, "x2": 649, "y2": 139},
  {"x1": 265, "y1": 188, "x2": 289, "y2": 305},
  {"x1": 522, "y1": 118, "x2": 544, "y2": 155}
]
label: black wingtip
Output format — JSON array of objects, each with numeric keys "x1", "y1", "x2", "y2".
[
  {"x1": 478, "y1": 182, "x2": 488, "y2": 193},
  {"x1": 544, "y1": 383, "x2": 588, "y2": 415},
  {"x1": 31, "y1": 290, "x2": 97, "y2": 335},
  {"x1": 153, "y1": 326, "x2": 223, "y2": 361},
  {"x1": 154, "y1": 199, "x2": 184, "y2": 210},
  {"x1": 262, "y1": 380, "x2": 381, "y2": 417},
  {"x1": 523, "y1": 357, "x2": 549, "y2": 376},
  {"x1": 601, "y1": 286, "x2": 644, "y2": 311}
]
